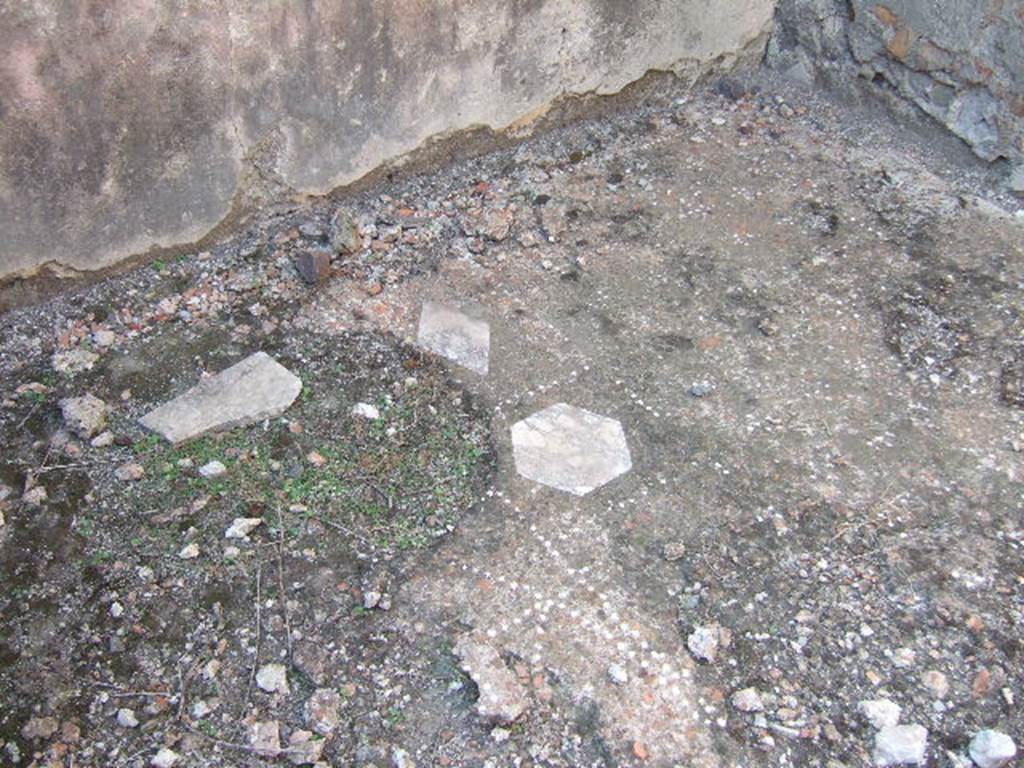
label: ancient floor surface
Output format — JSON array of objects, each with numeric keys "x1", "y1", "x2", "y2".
[{"x1": 1, "y1": 75, "x2": 1022, "y2": 768}]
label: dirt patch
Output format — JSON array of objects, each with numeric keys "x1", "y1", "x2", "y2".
[{"x1": 0, "y1": 330, "x2": 493, "y2": 766}]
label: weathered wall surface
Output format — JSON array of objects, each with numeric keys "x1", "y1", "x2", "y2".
[
  {"x1": 768, "y1": 0, "x2": 1024, "y2": 168},
  {"x1": 0, "y1": 0, "x2": 775, "y2": 280}
]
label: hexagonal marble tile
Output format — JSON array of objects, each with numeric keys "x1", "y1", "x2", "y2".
[
  {"x1": 417, "y1": 302, "x2": 490, "y2": 375},
  {"x1": 511, "y1": 403, "x2": 632, "y2": 496}
]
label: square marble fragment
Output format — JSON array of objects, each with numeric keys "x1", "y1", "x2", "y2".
[
  {"x1": 417, "y1": 302, "x2": 490, "y2": 375},
  {"x1": 140, "y1": 352, "x2": 302, "y2": 444}
]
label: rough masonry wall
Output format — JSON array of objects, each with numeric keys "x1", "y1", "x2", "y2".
[
  {"x1": 0, "y1": 0, "x2": 775, "y2": 280},
  {"x1": 768, "y1": 0, "x2": 1024, "y2": 167}
]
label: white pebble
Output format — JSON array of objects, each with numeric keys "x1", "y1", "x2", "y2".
[
  {"x1": 198, "y1": 460, "x2": 227, "y2": 478},
  {"x1": 116, "y1": 708, "x2": 139, "y2": 728},
  {"x1": 969, "y1": 730, "x2": 1017, "y2": 768},
  {"x1": 352, "y1": 402, "x2": 380, "y2": 420},
  {"x1": 874, "y1": 724, "x2": 928, "y2": 766}
]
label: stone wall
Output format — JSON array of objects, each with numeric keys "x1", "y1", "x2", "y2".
[
  {"x1": 0, "y1": 0, "x2": 775, "y2": 281},
  {"x1": 768, "y1": 0, "x2": 1024, "y2": 170}
]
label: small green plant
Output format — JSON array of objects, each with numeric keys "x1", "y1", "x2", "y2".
[
  {"x1": 88, "y1": 550, "x2": 114, "y2": 566},
  {"x1": 134, "y1": 434, "x2": 162, "y2": 454},
  {"x1": 197, "y1": 720, "x2": 218, "y2": 738}
]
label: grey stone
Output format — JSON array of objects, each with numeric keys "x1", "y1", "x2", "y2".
[
  {"x1": 248, "y1": 720, "x2": 281, "y2": 758},
  {"x1": 299, "y1": 222, "x2": 325, "y2": 239},
  {"x1": 689, "y1": 382, "x2": 713, "y2": 397},
  {"x1": 90, "y1": 431, "x2": 115, "y2": 448},
  {"x1": 454, "y1": 634, "x2": 530, "y2": 724},
  {"x1": 663, "y1": 541, "x2": 687, "y2": 561},
  {"x1": 859, "y1": 699, "x2": 902, "y2": 729},
  {"x1": 60, "y1": 394, "x2": 108, "y2": 439},
  {"x1": 116, "y1": 708, "x2": 139, "y2": 728},
  {"x1": 21, "y1": 485, "x2": 47, "y2": 505},
  {"x1": 732, "y1": 687, "x2": 765, "y2": 712},
  {"x1": 921, "y1": 669, "x2": 949, "y2": 699},
  {"x1": 140, "y1": 352, "x2": 302, "y2": 444},
  {"x1": 608, "y1": 663, "x2": 629, "y2": 685},
  {"x1": 511, "y1": 403, "x2": 631, "y2": 496},
  {"x1": 224, "y1": 517, "x2": 263, "y2": 539},
  {"x1": 114, "y1": 462, "x2": 145, "y2": 482},
  {"x1": 287, "y1": 730, "x2": 324, "y2": 766},
  {"x1": 305, "y1": 688, "x2": 341, "y2": 736},
  {"x1": 331, "y1": 209, "x2": 363, "y2": 254},
  {"x1": 21, "y1": 716, "x2": 59, "y2": 740},
  {"x1": 874, "y1": 724, "x2": 928, "y2": 766},
  {"x1": 948, "y1": 89, "x2": 1000, "y2": 159},
  {"x1": 969, "y1": 730, "x2": 1016, "y2": 768},
  {"x1": 92, "y1": 329, "x2": 117, "y2": 348},
  {"x1": 417, "y1": 302, "x2": 490, "y2": 375},
  {"x1": 1008, "y1": 164, "x2": 1024, "y2": 197},
  {"x1": 255, "y1": 663, "x2": 289, "y2": 694},
  {"x1": 687, "y1": 624, "x2": 731, "y2": 663},
  {"x1": 294, "y1": 249, "x2": 332, "y2": 285}
]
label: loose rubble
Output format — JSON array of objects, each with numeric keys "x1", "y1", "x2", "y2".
[{"x1": 454, "y1": 635, "x2": 530, "y2": 724}]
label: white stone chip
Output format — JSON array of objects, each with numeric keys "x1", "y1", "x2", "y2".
[
  {"x1": 178, "y1": 543, "x2": 200, "y2": 560},
  {"x1": 199, "y1": 460, "x2": 227, "y2": 478},
  {"x1": 150, "y1": 748, "x2": 179, "y2": 768},
  {"x1": 510, "y1": 403, "x2": 631, "y2": 496},
  {"x1": 417, "y1": 302, "x2": 490, "y2": 375},
  {"x1": 607, "y1": 663, "x2": 629, "y2": 685},
  {"x1": 352, "y1": 402, "x2": 380, "y2": 420},
  {"x1": 732, "y1": 687, "x2": 765, "y2": 712},
  {"x1": 256, "y1": 663, "x2": 289, "y2": 694},
  {"x1": 140, "y1": 352, "x2": 302, "y2": 444},
  {"x1": 225, "y1": 517, "x2": 264, "y2": 539},
  {"x1": 116, "y1": 708, "x2": 139, "y2": 728},
  {"x1": 874, "y1": 724, "x2": 928, "y2": 766},
  {"x1": 969, "y1": 730, "x2": 1016, "y2": 768},
  {"x1": 859, "y1": 699, "x2": 902, "y2": 729}
]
